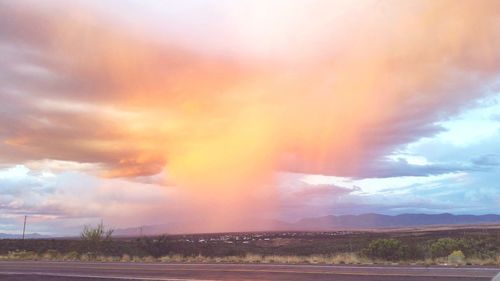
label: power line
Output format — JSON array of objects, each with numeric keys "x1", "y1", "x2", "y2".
[{"x1": 22, "y1": 215, "x2": 27, "y2": 240}]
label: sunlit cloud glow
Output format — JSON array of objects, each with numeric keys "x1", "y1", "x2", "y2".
[{"x1": 0, "y1": 0, "x2": 499, "y2": 233}]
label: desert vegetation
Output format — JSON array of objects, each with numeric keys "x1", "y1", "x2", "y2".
[
  {"x1": 0, "y1": 226, "x2": 498, "y2": 266},
  {"x1": 80, "y1": 222, "x2": 114, "y2": 257}
]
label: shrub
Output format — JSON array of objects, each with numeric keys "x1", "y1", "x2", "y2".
[
  {"x1": 328, "y1": 253, "x2": 363, "y2": 264},
  {"x1": 430, "y1": 238, "x2": 463, "y2": 258},
  {"x1": 42, "y1": 249, "x2": 60, "y2": 260},
  {"x1": 448, "y1": 250, "x2": 465, "y2": 265},
  {"x1": 121, "y1": 254, "x2": 131, "y2": 262},
  {"x1": 80, "y1": 222, "x2": 113, "y2": 254},
  {"x1": 362, "y1": 239, "x2": 407, "y2": 261},
  {"x1": 6, "y1": 251, "x2": 38, "y2": 260},
  {"x1": 63, "y1": 251, "x2": 80, "y2": 261},
  {"x1": 159, "y1": 254, "x2": 183, "y2": 263},
  {"x1": 137, "y1": 235, "x2": 170, "y2": 257},
  {"x1": 142, "y1": 255, "x2": 157, "y2": 262}
]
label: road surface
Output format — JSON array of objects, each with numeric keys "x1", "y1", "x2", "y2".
[{"x1": 0, "y1": 261, "x2": 498, "y2": 281}]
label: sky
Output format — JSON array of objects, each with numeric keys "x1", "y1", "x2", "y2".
[{"x1": 0, "y1": 0, "x2": 499, "y2": 235}]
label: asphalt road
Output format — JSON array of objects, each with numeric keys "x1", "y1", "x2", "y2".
[{"x1": 0, "y1": 261, "x2": 498, "y2": 281}]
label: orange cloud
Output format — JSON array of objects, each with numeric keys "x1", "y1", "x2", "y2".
[{"x1": 1, "y1": 0, "x2": 499, "y2": 230}]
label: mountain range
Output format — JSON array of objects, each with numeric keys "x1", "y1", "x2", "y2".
[
  {"x1": 0, "y1": 233, "x2": 47, "y2": 239},
  {"x1": 114, "y1": 213, "x2": 500, "y2": 236},
  {"x1": 294, "y1": 213, "x2": 500, "y2": 230}
]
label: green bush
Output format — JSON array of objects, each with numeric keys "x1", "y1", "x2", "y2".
[
  {"x1": 430, "y1": 238, "x2": 463, "y2": 258},
  {"x1": 362, "y1": 239, "x2": 408, "y2": 261},
  {"x1": 448, "y1": 250, "x2": 465, "y2": 265}
]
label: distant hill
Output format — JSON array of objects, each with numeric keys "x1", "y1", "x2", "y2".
[
  {"x1": 293, "y1": 213, "x2": 500, "y2": 230},
  {"x1": 0, "y1": 233, "x2": 48, "y2": 239},
  {"x1": 114, "y1": 219, "x2": 294, "y2": 236},
  {"x1": 114, "y1": 213, "x2": 500, "y2": 236}
]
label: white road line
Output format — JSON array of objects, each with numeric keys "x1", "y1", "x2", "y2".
[
  {"x1": 0, "y1": 271, "x2": 216, "y2": 281},
  {"x1": 492, "y1": 272, "x2": 500, "y2": 281}
]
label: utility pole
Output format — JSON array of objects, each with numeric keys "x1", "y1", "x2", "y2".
[{"x1": 22, "y1": 215, "x2": 27, "y2": 240}]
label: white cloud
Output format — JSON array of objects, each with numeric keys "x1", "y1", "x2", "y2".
[{"x1": 0, "y1": 164, "x2": 172, "y2": 235}]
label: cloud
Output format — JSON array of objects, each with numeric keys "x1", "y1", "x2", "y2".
[
  {"x1": 292, "y1": 185, "x2": 360, "y2": 200},
  {"x1": 290, "y1": 184, "x2": 360, "y2": 200},
  {"x1": 1, "y1": 0, "x2": 500, "y2": 230},
  {"x1": 0, "y1": 164, "x2": 174, "y2": 234},
  {"x1": 472, "y1": 154, "x2": 500, "y2": 166},
  {"x1": 1, "y1": 1, "x2": 498, "y2": 178},
  {"x1": 491, "y1": 114, "x2": 500, "y2": 122},
  {"x1": 351, "y1": 158, "x2": 480, "y2": 178}
]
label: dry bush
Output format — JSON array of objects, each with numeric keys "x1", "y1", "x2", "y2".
[
  {"x1": 242, "y1": 254, "x2": 262, "y2": 263},
  {"x1": 81, "y1": 222, "x2": 113, "y2": 255},
  {"x1": 131, "y1": 255, "x2": 143, "y2": 262},
  {"x1": 159, "y1": 254, "x2": 184, "y2": 263},
  {"x1": 328, "y1": 253, "x2": 364, "y2": 264},
  {"x1": 3, "y1": 251, "x2": 38, "y2": 261},
  {"x1": 62, "y1": 251, "x2": 80, "y2": 261},
  {"x1": 95, "y1": 255, "x2": 119, "y2": 262},
  {"x1": 41, "y1": 250, "x2": 60, "y2": 261},
  {"x1": 142, "y1": 256, "x2": 157, "y2": 263},
  {"x1": 154, "y1": 253, "x2": 365, "y2": 265},
  {"x1": 466, "y1": 255, "x2": 500, "y2": 266},
  {"x1": 121, "y1": 254, "x2": 131, "y2": 262}
]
